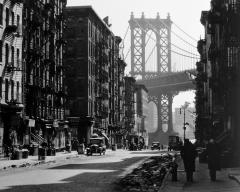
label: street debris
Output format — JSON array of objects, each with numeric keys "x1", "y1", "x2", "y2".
[{"x1": 115, "y1": 154, "x2": 175, "y2": 192}]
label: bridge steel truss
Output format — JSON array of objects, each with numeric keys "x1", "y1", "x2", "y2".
[
  {"x1": 129, "y1": 13, "x2": 174, "y2": 143},
  {"x1": 129, "y1": 12, "x2": 172, "y2": 80}
]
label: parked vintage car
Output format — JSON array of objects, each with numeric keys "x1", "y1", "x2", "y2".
[
  {"x1": 86, "y1": 137, "x2": 106, "y2": 156},
  {"x1": 151, "y1": 141, "x2": 161, "y2": 150}
]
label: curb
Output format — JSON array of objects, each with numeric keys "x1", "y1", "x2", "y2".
[
  {"x1": 0, "y1": 152, "x2": 79, "y2": 171},
  {"x1": 228, "y1": 174, "x2": 240, "y2": 185}
]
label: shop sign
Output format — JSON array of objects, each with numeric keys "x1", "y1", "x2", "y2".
[
  {"x1": 53, "y1": 120, "x2": 59, "y2": 128},
  {"x1": 46, "y1": 124, "x2": 52, "y2": 129},
  {"x1": 28, "y1": 119, "x2": 35, "y2": 127}
]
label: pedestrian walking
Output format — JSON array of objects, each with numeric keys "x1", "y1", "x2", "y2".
[
  {"x1": 180, "y1": 139, "x2": 197, "y2": 182},
  {"x1": 170, "y1": 154, "x2": 178, "y2": 181},
  {"x1": 206, "y1": 138, "x2": 221, "y2": 181}
]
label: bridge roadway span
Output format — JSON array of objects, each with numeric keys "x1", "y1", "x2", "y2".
[{"x1": 137, "y1": 70, "x2": 195, "y2": 94}]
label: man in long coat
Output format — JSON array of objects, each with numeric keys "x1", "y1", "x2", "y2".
[
  {"x1": 180, "y1": 139, "x2": 197, "y2": 182},
  {"x1": 206, "y1": 138, "x2": 221, "y2": 181}
]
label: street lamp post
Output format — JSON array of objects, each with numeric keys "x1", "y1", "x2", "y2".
[
  {"x1": 181, "y1": 102, "x2": 190, "y2": 144},
  {"x1": 183, "y1": 108, "x2": 186, "y2": 142}
]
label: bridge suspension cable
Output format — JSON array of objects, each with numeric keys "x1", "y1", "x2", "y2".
[
  {"x1": 124, "y1": 46, "x2": 131, "y2": 61},
  {"x1": 146, "y1": 30, "x2": 154, "y2": 46},
  {"x1": 172, "y1": 22, "x2": 198, "y2": 42},
  {"x1": 133, "y1": 20, "x2": 200, "y2": 60},
  {"x1": 145, "y1": 45, "x2": 157, "y2": 64},
  {"x1": 120, "y1": 25, "x2": 130, "y2": 50},
  {"x1": 123, "y1": 25, "x2": 130, "y2": 42},
  {"x1": 144, "y1": 19, "x2": 198, "y2": 50},
  {"x1": 171, "y1": 50, "x2": 199, "y2": 59}
]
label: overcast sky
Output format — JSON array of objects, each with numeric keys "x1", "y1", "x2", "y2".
[
  {"x1": 66, "y1": 0, "x2": 211, "y2": 108},
  {"x1": 67, "y1": 0, "x2": 210, "y2": 39}
]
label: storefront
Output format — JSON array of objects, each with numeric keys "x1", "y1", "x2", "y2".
[
  {"x1": 69, "y1": 116, "x2": 94, "y2": 145},
  {"x1": 1, "y1": 102, "x2": 24, "y2": 155},
  {"x1": 53, "y1": 120, "x2": 68, "y2": 151}
]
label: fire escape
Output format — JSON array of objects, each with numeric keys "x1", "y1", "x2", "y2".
[
  {"x1": 24, "y1": 0, "x2": 65, "y2": 145},
  {"x1": 94, "y1": 39, "x2": 109, "y2": 131},
  {"x1": 2, "y1": 0, "x2": 23, "y2": 108},
  {"x1": 124, "y1": 78, "x2": 136, "y2": 134}
]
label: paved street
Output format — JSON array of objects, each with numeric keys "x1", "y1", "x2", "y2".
[{"x1": 0, "y1": 150, "x2": 161, "y2": 192}]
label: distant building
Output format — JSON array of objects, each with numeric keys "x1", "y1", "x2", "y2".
[
  {"x1": 114, "y1": 58, "x2": 126, "y2": 148},
  {"x1": 135, "y1": 84, "x2": 149, "y2": 147},
  {"x1": 123, "y1": 77, "x2": 136, "y2": 143},
  {"x1": 173, "y1": 107, "x2": 195, "y2": 140}
]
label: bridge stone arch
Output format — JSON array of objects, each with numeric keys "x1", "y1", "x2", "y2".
[{"x1": 129, "y1": 12, "x2": 172, "y2": 80}]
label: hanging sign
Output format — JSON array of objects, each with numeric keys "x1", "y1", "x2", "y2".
[
  {"x1": 53, "y1": 120, "x2": 59, "y2": 128},
  {"x1": 28, "y1": 119, "x2": 35, "y2": 127}
]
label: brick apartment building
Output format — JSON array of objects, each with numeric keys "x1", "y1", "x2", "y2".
[{"x1": 64, "y1": 6, "x2": 125, "y2": 144}]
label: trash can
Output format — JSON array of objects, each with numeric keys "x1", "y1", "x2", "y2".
[
  {"x1": 66, "y1": 144, "x2": 71, "y2": 153},
  {"x1": 22, "y1": 149, "x2": 29, "y2": 159},
  {"x1": 77, "y1": 143, "x2": 85, "y2": 154},
  {"x1": 112, "y1": 144, "x2": 117, "y2": 151},
  {"x1": 12, "y1": 150, "x2": 23, "y2": 160},
  {"x1": 30, "y1": 144, "x2": 39, "y2": 156},
  {"x1": 38, "y1": 147, "x2": 47, "y2": 160},
  {"x1": 47, "y1": 148, "x2": 56, "y2": 156}
]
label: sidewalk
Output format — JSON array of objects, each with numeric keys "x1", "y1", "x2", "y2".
[
  {"x1": 160, "y1": 158, "x2": 240, "y2": 192},
  {"x1": 0, "y1": 151, "x2": 79, "y2": 171}
]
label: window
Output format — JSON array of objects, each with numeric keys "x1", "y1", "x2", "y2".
[
  {"x1": 5, "y1": 44, "x2": 9, "y2": 65},
  {"x1": 16, "y1": 81, "x2": 19, "y2": 102},
  {"x1": 17, "y1": 15, "x2": 20, "y2": 28},
  {"x1": 11, "y1": 80, "x2": 14, "y2": 100},
  {"x1": 6, "y1": 8, "x2": 9, "y2": 26},
  {"x1": 0, "y1": 4, "x2": 3, "y2": 25},
  {"x1": 0, "y1": 77, "x2": 2, "y2": 98},
  {"x1": 11, "y1": 11, "x2": 14, "y2": 25},
  {"x1": 0, "y1": 40, "x2": 2, "y2": 62},
  {"x1": 5, "y1": 79, "x2": 8, "y2": 101},
  {"x1": 11, "y1": 46, "x2": 14, "y2": 66},
  {"x1": 17, "y1": 49, "x2": 19, "y2": 67}
]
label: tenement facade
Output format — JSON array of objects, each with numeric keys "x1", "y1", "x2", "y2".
[
  {"x1": 135, "y1": 84, "x2": 149, "y2": 147},
  {"x1": 23, "y1": 0, "x2": 67, "y2": 150},
  {"x1": 124, "y1": 76, "x2": 136, "y2": 145},
  {"x1": 0, "y1": 0, "x2": 23, "y2": 155},
  {"x1": 64, "y1": 6, "x2": 125, "y2": 144},
  {"x1": 197, "y1": 0, "x2": 240, "y2": 166}
]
